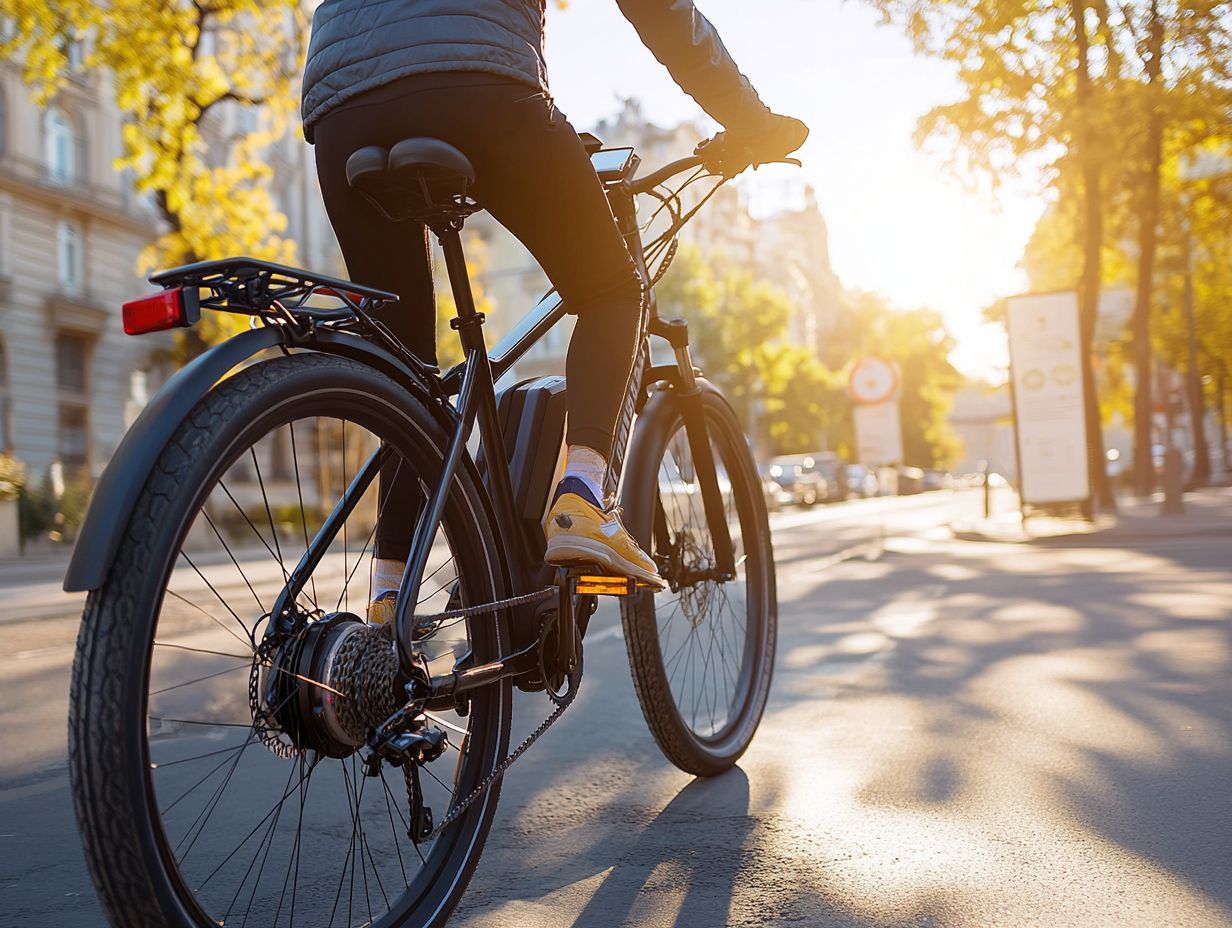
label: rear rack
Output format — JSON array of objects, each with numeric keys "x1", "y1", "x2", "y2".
[{"x1": 149, "y1": 257, "x2": 398, "y2": 317}]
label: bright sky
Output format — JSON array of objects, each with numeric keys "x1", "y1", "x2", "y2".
[{"x1": 545, "y1": 0, "x2": 1046, "y2": 381}]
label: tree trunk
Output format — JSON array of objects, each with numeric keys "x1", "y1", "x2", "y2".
[
  {"x1": 1070, "y1": 0, "x2": 1114, "y2": 514},
  {"x1": 1132, "y1": 0, "x2": 1164, "y2": 497},
  {"x1": 1182, "y1": 242, "x2": 1212, "y2": 483}
]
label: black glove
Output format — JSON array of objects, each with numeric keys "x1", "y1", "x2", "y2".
[{"x1": 695, "y1": 113, "x2": 809, "y2": 176}]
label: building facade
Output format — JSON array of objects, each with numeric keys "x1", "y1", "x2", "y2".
[{"x1": 0, "y1": 53, "x2": 169, "y2": 487}]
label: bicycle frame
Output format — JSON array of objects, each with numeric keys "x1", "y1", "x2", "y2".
[{"x1": 266, "y1": 156, "x2": 739, "y2": 684}]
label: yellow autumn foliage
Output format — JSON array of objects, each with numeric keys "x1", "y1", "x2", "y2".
[{"x1": 0, "y1": 0, "x2": 306, "y2": 278}]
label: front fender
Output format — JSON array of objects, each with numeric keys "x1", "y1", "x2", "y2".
[{"x1": 64, "y1": 325, "x2": 446, "y2": 593}]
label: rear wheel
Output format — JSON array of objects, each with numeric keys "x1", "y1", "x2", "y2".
[
  {"x1": 70, "y1": 354, "x2": 511, "y2": 928},
  {"x1": 620, "y1": 382, "x2": 777, "y2": 776}
]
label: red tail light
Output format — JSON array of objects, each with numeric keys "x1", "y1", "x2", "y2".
[{"x1": 122, "y1": 287, "x2": 201, "y2": 336}]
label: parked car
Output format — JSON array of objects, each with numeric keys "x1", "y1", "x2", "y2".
[
  {"x1": 921, "y1": 469, "x2": 953, "y2": 491},
  {"x1": 757, "y1": 464, "x2": 790, "y2": 512},
  {"x1": 767, "y1": 456, "x2": 827, "y2": 507},
  {"x1": 800, "y1": 451, "x2": 848, "y2": 501},
  {"x1": 845, "y1": 464, "x2": 879, "y2": 498},
  {"x1": 896, "y1": 465, "x2": 926, "y2": 495}
]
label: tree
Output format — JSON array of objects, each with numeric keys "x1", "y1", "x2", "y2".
[
  {"x1": 656, "y1": 244, "x2": 848, "y2": 456},
  {"x1": 659, "y1": 247, "x2": 963, "y2": 466},
  {"x1": 1086, "y1": 0, "x2": 1232, "y2": 492},
  {"x1": 0, "y1": 0, "x2": 307, "y2": 348},
  {"x1": 866, "y1": 0, "x2": 1121, "y2": 506},
  {"x1": 829, "y1": 290, "x2": 964, "y2": 468}
]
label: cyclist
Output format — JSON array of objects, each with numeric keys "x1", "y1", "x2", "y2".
[{"x1": 301, "y1": 0, "x2": 808, "y2": 621}]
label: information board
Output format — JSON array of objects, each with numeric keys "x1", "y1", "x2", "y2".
[
  {"x1": 854, "y1": 400, "x2": 903, "y2": 466},
  {"x1": 1006, "y1": 292, "x2": 1091, "y2": 505}
]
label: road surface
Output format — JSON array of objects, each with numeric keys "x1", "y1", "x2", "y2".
[{"x1": 2, "y1": 488, "x2": 1230, "y2": 927}]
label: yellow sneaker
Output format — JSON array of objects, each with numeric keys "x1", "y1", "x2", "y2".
[
  {"x1": 367, "y1": 589, "x2": 446, "y2": 639},
  {"x1": 543, "y1": 478, "x2": 668, "y2": 591},
  {"x1": 366, "y1": 591, "x2": 397, "y2": 626}
]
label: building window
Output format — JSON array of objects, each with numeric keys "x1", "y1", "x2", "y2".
[
  {"x1": 56, "y1": 331, "x2": 91, "y2": 474},
  {"x1": 45, "y1": 107, "x2": 77, "y2": 184},
  {"x1": 55, "y1": 33, "x2": 85, "y2": 72},
  {"x1": 58, "y1": 404, "x2": 89, "y2": 473},
  {"x1": 57, "y1": 221, "x2": 82, "y2": 294},
  {"x1": 56, "y1": 331, "x2": 89, "y2": 394}
]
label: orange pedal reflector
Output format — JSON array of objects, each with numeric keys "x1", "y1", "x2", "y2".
[{"x1": 574, "y1": 575, "x2": 636, "y2": 596}]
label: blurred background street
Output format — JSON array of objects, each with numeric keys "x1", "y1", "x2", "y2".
[
  {"x1": 3, "y1": 486, "x2": 1231, "y2": 926},
  {"x1": 1, "y1": 0, "x2": 1231, "y2": 925}
]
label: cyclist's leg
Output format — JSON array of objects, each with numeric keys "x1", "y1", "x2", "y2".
[
  {"x1": 432, "y1": 87, "x2": 661, "y2": 584},
  {"x1": 311, "y1": 75, "x2": 659, "y2": 584},
  {"x1": 313, "y1": 125, "x2": 435, "y2": 606},
  {"x1": 455, "y1": 95, "x2": 645, "y2": 476}
]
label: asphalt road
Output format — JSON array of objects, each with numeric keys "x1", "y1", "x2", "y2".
[{"x1": 2, "y1": 489, "x2": 1230, "y2": 927}]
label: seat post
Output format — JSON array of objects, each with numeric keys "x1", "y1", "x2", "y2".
[{"x1": 436, "y1": 226, "x2": 485, "y2": 352}]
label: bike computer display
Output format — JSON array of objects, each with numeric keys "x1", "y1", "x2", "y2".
[{"x1": 590, "y1": 146, "x2": 639, "y2": 182}]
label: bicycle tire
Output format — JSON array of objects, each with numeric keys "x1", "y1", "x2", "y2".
[
  {"x1": 619, "y1": 380, "x2": 777, "y2": 775},
  {"x1": 69, "y1": 353, "x2": 511, "y2": 928}
]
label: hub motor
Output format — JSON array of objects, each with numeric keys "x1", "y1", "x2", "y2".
[{"x1": 256, "y1": 613, "x2": 401, "y2": 758}]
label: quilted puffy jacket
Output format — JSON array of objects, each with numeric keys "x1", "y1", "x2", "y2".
[{"x1": 301, "y1": 0, "x2": 770, "y2": 142}]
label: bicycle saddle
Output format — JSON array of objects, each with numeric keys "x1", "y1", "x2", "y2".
[{"x1": 346, "y1": 137, "x2": 480, "y2": 228}]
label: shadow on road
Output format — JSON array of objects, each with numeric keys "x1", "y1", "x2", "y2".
[
  {"x1": 763, "y1": 534, "x2": 1232, "y2": 920},
  {"x1": 570, "y1": 767, "x2": 753, "y2": 928}
]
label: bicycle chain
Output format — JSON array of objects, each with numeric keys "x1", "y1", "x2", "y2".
[
  {"x1": 414, "y1": 586, "x2": 555, "y2": 625},
  {"x1": 412, "y1": 664, "x2": 578, "y2": 844},
  {"x1": 410, "y1": 593, "x2": 581, "y2": 844}
]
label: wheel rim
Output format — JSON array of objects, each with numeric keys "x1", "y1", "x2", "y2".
[
  {"x1": 650, "y1": 417, "x2": 764, "y2": 744},
  {"x1": 140, "y1": 398, "x2": 502, "y2": 927}
]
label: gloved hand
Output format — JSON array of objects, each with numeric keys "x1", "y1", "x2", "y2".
[{"x1": 695, "y1": 113, "x2": 809, "y2": 176}]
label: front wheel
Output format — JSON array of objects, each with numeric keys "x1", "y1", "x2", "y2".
[{"x1": 620, "y1": 381, "x2": 777, "y2": 776}]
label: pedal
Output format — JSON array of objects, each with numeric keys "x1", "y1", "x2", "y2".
[{"x1": 572, "y1": 573, "x2": 656, "y2": 596}]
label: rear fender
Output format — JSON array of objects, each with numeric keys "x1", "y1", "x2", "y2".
[{"x1": 63, "y1": 326, "x2": 451, "y2": 592}]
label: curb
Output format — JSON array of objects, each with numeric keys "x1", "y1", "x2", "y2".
[{"x1": 949, "y1": 523, "x2": 1232, "y2": 546}]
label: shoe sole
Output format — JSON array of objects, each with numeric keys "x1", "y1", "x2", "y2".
[{"x1": 544, "y1": 536, "x2": 668, "y2": 592}]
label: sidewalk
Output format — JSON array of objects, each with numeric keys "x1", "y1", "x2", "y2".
[
  {"x1": 950, "y1": 486, "x2": 1232, "y2": 545},
  {"x1": 0, "y1": 549, "x2": 73, "y2": 586}
]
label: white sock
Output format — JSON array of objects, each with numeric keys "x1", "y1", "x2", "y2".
[
  {"x1": 563, "y1": 445, "x2": 607, "y2": 503},
  {"x1": 371, "y1": 557, "x2": 405, "y2": 600}
]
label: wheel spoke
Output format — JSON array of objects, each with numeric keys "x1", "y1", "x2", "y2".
[
  {"x1": 107, "y1": 395, "x2": 505, "y2": 927},
  {"x1": 199, "y1": 509, "x2": 267, "y2": 615},
  {"x1": 288, "y1": 419, "x2": 319, "y2": 607},
  {"x1": 179, "y1": 552, "x2": 256, "y2": 642},
  {"x1": 646, "y1": 413, "x2": 767, "y2": 741},
  {"x1": 164, "y1": 589, "x2": 255, "y2": 653}
]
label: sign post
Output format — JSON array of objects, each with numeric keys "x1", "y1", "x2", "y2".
[
  {"x1": 849, "y1": 357, "x2": 903, "y2": 470},
  {"x1": 1006, "y1": 292, "x2": 1091, "y2": 514}
]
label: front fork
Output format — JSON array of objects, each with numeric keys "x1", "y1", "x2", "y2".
[{"x1": 649, "y1": 317, "x2": 737, "y2": 578}]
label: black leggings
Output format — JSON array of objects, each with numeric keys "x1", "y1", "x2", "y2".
[{"x1": 313, "y1": 73, "x2": 643, "y2": 561}]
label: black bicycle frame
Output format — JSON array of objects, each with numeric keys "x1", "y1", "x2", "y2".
[{"x1": 271, "y1": 164, "x2": 737, "y2": 683}]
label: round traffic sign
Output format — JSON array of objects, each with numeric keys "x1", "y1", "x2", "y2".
[{"x1": 848, "y1": 356, "x2": 899, "y2": 405}]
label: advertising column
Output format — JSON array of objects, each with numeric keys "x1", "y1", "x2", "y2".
[{"x1": 1006, "y1": 292, "x2": 1091, "y2": 508}]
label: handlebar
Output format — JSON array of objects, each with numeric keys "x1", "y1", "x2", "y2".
[
  {"x1": 627, "y1": 152, "x2": 802, "y2": 195},
  {"x1": 628, "y1": 155, "x2": 704, "y2": 195}
]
